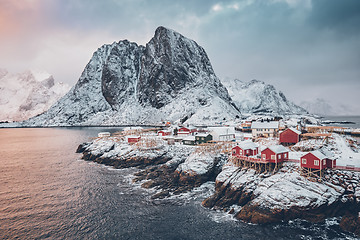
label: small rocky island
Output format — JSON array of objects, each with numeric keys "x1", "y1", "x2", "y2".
[{"x1": 76, "y1": 126, "x2": 360, "y2": 237}]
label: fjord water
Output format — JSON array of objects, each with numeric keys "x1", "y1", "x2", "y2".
[{"x1": 0, "y1": 128, "x2": 355, "y2": 239}]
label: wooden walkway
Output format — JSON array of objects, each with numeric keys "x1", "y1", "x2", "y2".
[
  {"x1": 232, "y1": 155, "x2": 270, "y2": 164},
  {"x1": 230, "y1": 155, "x2": 284, "y2": 172}
]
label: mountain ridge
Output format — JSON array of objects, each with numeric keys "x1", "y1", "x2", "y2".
[
  {"x1": 4, "y1": 26, "x2": 308, "y2": 127},
  {"x1": 222, "y1": 78, "x2": 307, "y2": 115},
  {"x1": 21, "y1": 26, "x2": 240, "y2": 126},
  {"x1": 0, "y1": 69, "x2": 70, "y2": 122}
]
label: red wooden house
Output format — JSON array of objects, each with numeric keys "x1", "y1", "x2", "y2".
[
  {"x1": 178, "y1": 126, "x2": 197, "y2": 136},
  {"x1": 261, "y1": 145, "x2": 289, "y2": 163},
  {"x1": 158, "y1": 130, "x2": 171, "y2": 136},
  {"x1": 300, "y1": 150, "x2": 336, "y2": 170},
  {"x1": 279, "y1": 128, "x2": 301, "y2": 145},
  {"x1": 127, "y1": 135, "x2": 141, "y2": 144},
  {"x1": 232, "y1": 141, "x2": 259, "y2": 157}
]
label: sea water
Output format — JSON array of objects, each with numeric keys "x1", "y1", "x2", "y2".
[
  {"x1": 0, "y1": 128, "x2": 356, "y2": 239},
  {"x1": 323, "y1": 115, "x2": 360, "y2": 128}
]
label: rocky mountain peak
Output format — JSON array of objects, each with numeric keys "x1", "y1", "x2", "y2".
[
  {"x1": 17, "y1": 26, "x2": 240, "y2": 126},
  {"x1": 138, "y1": 27, "x2": 213, "y2": 108},
  {"x1": 222, "y1": 78, "x2": 306, "y2": 115},
  {"x1": 0, "y1": 68, "x2": 8, "y2": 79},
  {"x1": 249, "y1": 79, "x2": 264, "y2": 85},
  {"x1": 0, "y1": 69, "x2": 70, "y2": 122}
]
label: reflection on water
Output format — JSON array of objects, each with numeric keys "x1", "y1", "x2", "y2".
[{"x1": 0, "y1": 128, "x2": 356, "y2": 239}]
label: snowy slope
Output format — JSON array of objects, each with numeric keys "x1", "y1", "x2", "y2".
[
  {"x1": 21, "y1": 26, "x2": 240, "y2": 126},
  {"x1": 0, "y1": 69, "x2": 70, "y2": 122},
  {"x1": 216, "y1": 162, "x2": 345, "y2": 210},
  {"x1": 222, "y1": 78, "x2": 306, "y2": 115}
]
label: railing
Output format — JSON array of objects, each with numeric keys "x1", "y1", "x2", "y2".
[
  {"x1": 284, "y1": 159, "x2": 300, "y2": 163},
  {"x1": 233, "y1": 155, "x2": 271, "y2": 164}
]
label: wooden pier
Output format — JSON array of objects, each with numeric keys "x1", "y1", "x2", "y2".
[{"x1": 230, "y1": 156, "x2": 283, "y2": 173}]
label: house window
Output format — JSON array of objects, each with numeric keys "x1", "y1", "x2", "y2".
[
  {"x1": 314, "y1": 160, "x2": 319, "y2": 166},
  {"x1": 233, "y1": 150, "x2": 236, "y2": 154},
  {"x1": 284, "y1": 153, "x2": 287, "y2": 158},
  {"x1": 246, "y1": 150, "x2": 249, "y2": 154},
  {"x1": 262, "y1": 154, "x2": 266, "y2": 159},
  {"x1": 240, "y1": 150, "x2": 243, "y2": 154},
  {"x1": 323, "y1": 160, "x2": 326, "y2": 165},
  {"x1": 302, "y1": 159, "x2": 306, "y2": 164},
  {"x1": 271, "y1": 155, "x2": 276, "y2": 160}
]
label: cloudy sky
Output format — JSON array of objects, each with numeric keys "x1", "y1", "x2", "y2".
[{"x1": 1, "y1": 0, "x2": 359, "y2": 114}]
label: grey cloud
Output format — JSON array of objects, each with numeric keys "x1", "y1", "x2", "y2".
[
  {"x1": 1, "y1": 0, "x2": 359, "y2": 114},
  {"x1": 308, "y1": 0, "x2": 360, "y2": 35}
]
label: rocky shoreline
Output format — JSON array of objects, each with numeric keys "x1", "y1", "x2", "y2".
[
  {"x1": 76, "y1": 139, "x2": 225, "y2": 197},
  {"x1": 76, "y1": 138, "x2": 360, "y2": 237},
  {"x1": 202, "y1": 164, "x2": 360, "y2": 224}
]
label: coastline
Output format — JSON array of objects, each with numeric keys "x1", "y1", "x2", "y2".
[{"x1": 76, "y1": 135, "x2": 360, "y2": 237}]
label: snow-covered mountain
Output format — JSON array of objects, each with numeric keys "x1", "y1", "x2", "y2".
[
  {"x1": 222, "y1": 78, "x2": 307, "y2": 115},
  {"x1": 0, "y1": 69, "x2": 70, "y2": 122},
  {"x1": 299, "y1": 98, "x2": 352, "y2": 116},
  {"x1": 22, "y1": 26, "x2": 240, "y2": 126}
]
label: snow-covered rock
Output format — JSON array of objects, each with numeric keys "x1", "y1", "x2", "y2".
[
  {"x1": 0, "y1": 69, "x2": 70, "y2": 122},
  {"x1": 19, "y1": 26, "x2": 240, "y2": 126},
  {"x1": 203, "y1": 162, "x2": 360, "y2": 224},
  {"x1": 222, "y1": 78, "x2": 306, "y2": 115},
  {"x1": 177, "y1": 151, "x2": 219, "y2": 175},
  {"x1": 78, "y1": 133, "x2": 360, "y2": 235}
]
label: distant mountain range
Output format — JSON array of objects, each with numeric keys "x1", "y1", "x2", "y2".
[
  {"x1": 4, "y1": 27, "x2": 307, "y2": 127},
  {"x1": 0, "y1": 69, "x2": 70, "y2": 122},
  {"x1": 222, "y1": 78, "x2": 306, "y2": 115},
  {"x1": 299, "y1": 98, "x2": 353, "y2": 116}
]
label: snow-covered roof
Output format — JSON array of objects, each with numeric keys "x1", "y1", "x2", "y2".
[
  {"x1": 98, "y1": 132, "x2": 111, "y2": 137},
  {"x1": 124, "y1": 126, "x2": 143, "y2": 131},
  {"x1": 268, "y1": 145, "x2": 288, "y2": 154},
  {"x1": 238, "y1": 141, "x2": 258, "y2": 150},
  {"x1": 183, "y1": 136, "x2": 196, "y2": 141},
  {"x1": 208, "y1": 127, "x2": 235, "y2": 135},
  {"x1": 282, "y1": 127, "x2": 301, "y2": 135},
  {"x1": 196, "y1": 133, "x2": 211, "y2": 137},
  {"x1": 159, "y1": 129, "x2": 171, "y2": 133},
  {"x1": 309, "y1": 150, "x2": 327, "y2": 160},
  {"x1": 251, "y1": 121, "x2": 279, "y2": 129},
  {"x1": 319, "y1": 148, "x2": 334, "y2": 159},
  {"x1": 127, "y1": 135, "x2": 141, "y2": 138}
]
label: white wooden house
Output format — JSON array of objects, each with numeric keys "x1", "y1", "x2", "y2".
[
  {"x1": 251, "y1": 121, "x2": 279, "y2": 138},
  {"x1": 208, "y1": 127, "x2": 235, "y2": 142}
]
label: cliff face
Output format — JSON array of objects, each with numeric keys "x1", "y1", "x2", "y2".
[
  {"x1": 138, "y1": 27, "x2": 232, "y2": 109},
  {"x1": 22, "y1": 26, "x2": 239, "y2": 126},
  {"x1": 101, "y1": 40, "x2": 143, "y2": 110}
]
